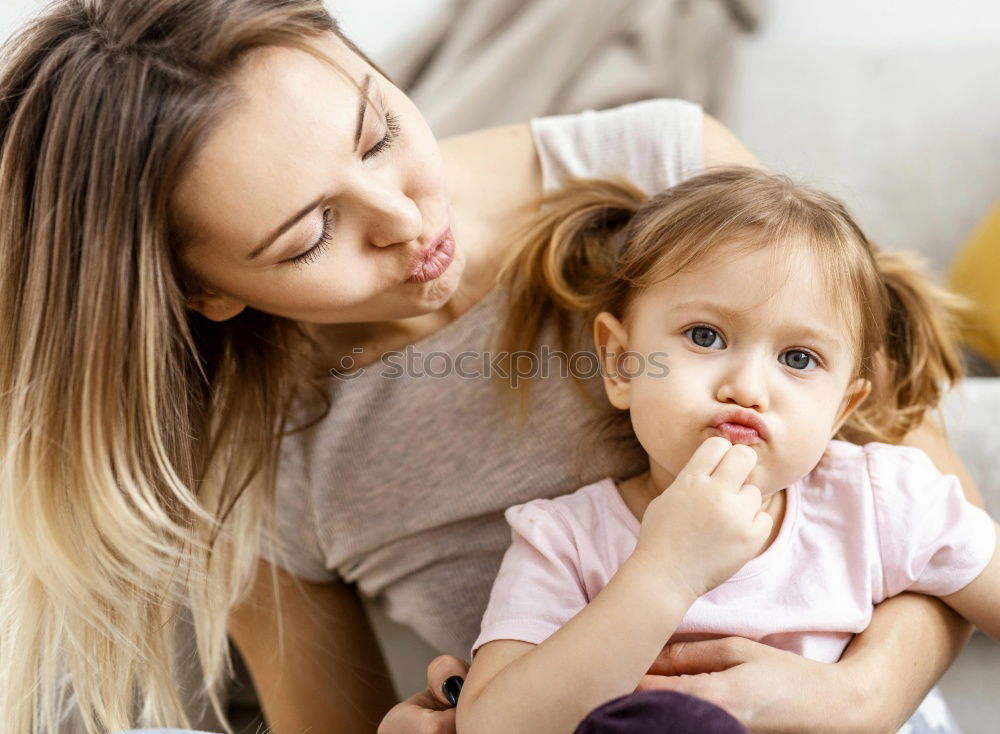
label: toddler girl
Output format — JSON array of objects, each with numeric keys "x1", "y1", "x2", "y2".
[{"x1": 455, "y1": 168, "x2": 999, "y2": 733}]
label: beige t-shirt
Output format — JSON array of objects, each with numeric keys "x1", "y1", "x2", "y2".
[{"x1": 264, "y1": 98, "x2": 704, "y2": 658}]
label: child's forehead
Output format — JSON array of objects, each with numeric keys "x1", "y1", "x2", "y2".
[{"x1": 641, "y1": 239, "x2": 855, "y2": 340}]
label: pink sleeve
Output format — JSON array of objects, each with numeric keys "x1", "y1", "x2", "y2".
[
  {"x1": 471, "y1": 500, "x2": 589, "y2": 659},
  {"x1": 868, "y1": 444, "x2": 997, "y2": 599}
]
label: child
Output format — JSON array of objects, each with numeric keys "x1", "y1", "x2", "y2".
[{"x1": 455, "y1": 168, "x2": 1000, "y2": 734}]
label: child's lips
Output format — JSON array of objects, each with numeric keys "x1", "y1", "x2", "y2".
[
  {"x1": 713, "y1": 422, "x2": 762, "y2": 445},
  {"x1": 710, "y1": 408, "x2": 770, "y2": 444}
]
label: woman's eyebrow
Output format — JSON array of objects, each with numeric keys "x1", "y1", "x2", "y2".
[
  {"x1": 245, "y1": 73, "x2": 373, "y2": 262},
  {"x1": 352, "y1": 73, "x2": 373, "y2": 153}
]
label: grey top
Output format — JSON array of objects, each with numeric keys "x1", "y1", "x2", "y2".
[{"x1": 264, "y1": 98, "x2": 705, "y2": 658}]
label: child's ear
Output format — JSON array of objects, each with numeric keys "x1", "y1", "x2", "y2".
[
  {"x1": 831, "y1": 377, "x2": 872, "y2": 436},
  {"x1": 186, "y1": 287, "x2": 247, "y2": 321},
  {"x1": 593, "y1": 311, "x2": 632, "y2": 410}
]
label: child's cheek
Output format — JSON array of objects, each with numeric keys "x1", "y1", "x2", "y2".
[{"x1": 628, "y1": 376, "x2": 700, "y2": 474}]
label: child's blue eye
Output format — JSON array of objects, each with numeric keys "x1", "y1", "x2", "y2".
[
  {"x1": 780, "y1": 349, "x2": 818, "y2": 370},
  {"x1": 686, "y1": 326, "x2": 725, "y2": 349}
]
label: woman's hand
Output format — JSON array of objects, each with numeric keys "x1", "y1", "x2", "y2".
[
  {"x1": 377, "y1": 655, "x2": 468, "y2": 734},
  {"x1": 635, "y1": 637, "x2": 860, "y2": 734}
]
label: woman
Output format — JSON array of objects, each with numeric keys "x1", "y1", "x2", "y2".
[{"x1": 0, "y1": 1, "x2": 982, "y2": 733}]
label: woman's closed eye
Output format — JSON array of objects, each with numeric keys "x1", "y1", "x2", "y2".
[
  {"x1": 288, "y1": 208, "x2": 333, "y2": 267},
  {"x1": 363, "y1": 108, "x2": 400, "y2": 161},
  {"x1": 285, "y1": 108, "x2": 401, "y2": 267}
]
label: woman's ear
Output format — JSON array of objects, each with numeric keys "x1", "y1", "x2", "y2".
[
  {"x1": 831, "y1": 377, "x2": 872, "y2": 436},
  {"x1": 186, "y1": 287, "x2": 247, "y2": 322},
  {"x1": 593, "y1": 311, "x2": 632, "y2": 410}
]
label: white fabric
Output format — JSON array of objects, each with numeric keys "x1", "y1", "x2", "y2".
[{"x1": 375, "y1": 0, "x2": 762, "y2": 137}]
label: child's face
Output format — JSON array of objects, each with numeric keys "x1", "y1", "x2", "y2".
[{"x1": 594, "y1": 240, "x2": 871, "y2": 495}]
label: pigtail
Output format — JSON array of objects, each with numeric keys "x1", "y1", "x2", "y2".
[
  {"x1": 497, "y1": 178, "x2": 648, "y2": 377},
  {"x1": 840, "y1": 250, "x2": 968, "y2": 444}
]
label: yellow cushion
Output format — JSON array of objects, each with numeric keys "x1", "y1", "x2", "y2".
[{"x1": 949, "y1": 201, "x2": 1000, "y2": 367}]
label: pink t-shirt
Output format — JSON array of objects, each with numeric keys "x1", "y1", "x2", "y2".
[{"x1": 472, "y1": 441, "x2": 997, "y2": 663}]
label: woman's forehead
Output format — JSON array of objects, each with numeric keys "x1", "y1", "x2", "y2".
[{"x1": 173, "y1": 38, "x2": 367, "y2": 253}]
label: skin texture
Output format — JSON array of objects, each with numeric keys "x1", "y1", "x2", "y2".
[
  {"x1": 176, "y1": 34, "x2": 525, "y2": 357},
  {"x1": 177, "y1": 36, "x2": 465, "y2": 332},
  {"x1": 596, "y1": 241, "x2": 869, "y2": 544},
  {"x1": 227, "y1": 561, "x2": 398, "y2": 733},
  {"x1": 190, "y1": 34, "x2": 987, "y2": 734}
]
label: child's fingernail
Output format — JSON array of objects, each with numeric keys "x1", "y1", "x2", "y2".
[{"x1": 443, "y1": 675, "x2": 464, "y2": 706}]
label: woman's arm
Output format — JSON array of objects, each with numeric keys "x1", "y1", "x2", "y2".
[
  {"x1": 228, "y1": 559, "x2": 398, "y2": 733},
  {"x1": 941, "y1": 536, "x2": 1000, "y2": 638},
  {"x1": 910, "y1": 411, "x2": 1000, "y2": 638},
  {"x1": 638, "y1": 590, "x2": 973, "y2": 734},
  {"x1": 837, "y1": 414, "x2": 990, "y2": 730},
  {"x1": 822, "y1": 413, "x2": 991, "y2": 732}
]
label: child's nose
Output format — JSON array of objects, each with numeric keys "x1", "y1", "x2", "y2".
[{"x1": 715, "y1": 352, "x2": 769, "y2": 411}]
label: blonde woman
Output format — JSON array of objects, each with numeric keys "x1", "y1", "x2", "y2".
[{"x1": 0, "y1": 1, "x2": 983, "y2": 733}]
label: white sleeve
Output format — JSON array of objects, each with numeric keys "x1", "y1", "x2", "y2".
[{"x1": 529, "y1": 98, "x2": 704, "y2": 195}]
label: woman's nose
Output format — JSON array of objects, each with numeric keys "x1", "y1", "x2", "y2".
[
  {"x1": 357, "y1": 181, "x2": 422, "y2": 248},
  {"x1": 715, "y1": 352, "x2": 769, "y2": 411}
]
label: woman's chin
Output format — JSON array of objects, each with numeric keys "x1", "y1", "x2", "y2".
[{"x1": 411, "y1": 246, "x2": 467, "y2": 310}]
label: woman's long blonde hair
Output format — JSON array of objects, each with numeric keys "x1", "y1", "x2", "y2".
[
  {"x1": 498, "y1": 168, "x2": 966, "y2": 444},
  {"x1": 0, "y1": 1, "x2": 370, "y2": 731}
]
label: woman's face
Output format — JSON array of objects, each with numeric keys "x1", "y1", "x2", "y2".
[{"x1": 174, "y1": 34, "x2": 463, "y2": 324}]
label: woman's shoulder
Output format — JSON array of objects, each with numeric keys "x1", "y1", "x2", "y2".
[
  {"x1": 441, "y1": 121, "x2": 542, "y2": 201},
  {"x1": 440, "y1": 122, "x2": 544, "y2": 240},
  {"x1": 702, "y1": 111, "x2": 761, "y2": 169}
]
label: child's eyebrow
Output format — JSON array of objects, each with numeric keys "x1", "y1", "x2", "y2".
[
  {"x1": 672, "y1": 300, "x2": 750, "y2": 323},
  {"x1": 785, "y1": 325, "x2": 843, "y2": 350}
]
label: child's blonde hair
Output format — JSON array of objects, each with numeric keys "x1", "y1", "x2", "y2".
[{"x1": 499, "y1": 167, "x2": 965, "y2": 444}]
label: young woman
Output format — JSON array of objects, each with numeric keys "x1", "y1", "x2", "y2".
[{"x1": 0, "y1": 1, "x2": 983, "y2": 732}]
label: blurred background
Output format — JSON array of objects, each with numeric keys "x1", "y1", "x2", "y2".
[{"x1": 2, "y1": 1, "x2": 999, "y2": 731}]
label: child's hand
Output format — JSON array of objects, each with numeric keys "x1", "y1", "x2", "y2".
[{"x1": 632, "y1": 436, "x2": 772, "y2": 601}]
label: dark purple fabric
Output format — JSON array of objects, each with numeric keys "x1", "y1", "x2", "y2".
[{"x1": 573, "y1": 690, "x2": 747, "y2": 734}]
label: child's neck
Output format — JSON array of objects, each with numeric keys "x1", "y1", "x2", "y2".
[{"x1": 617, "y1": 471, "x2": 787, "y2": 560}]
